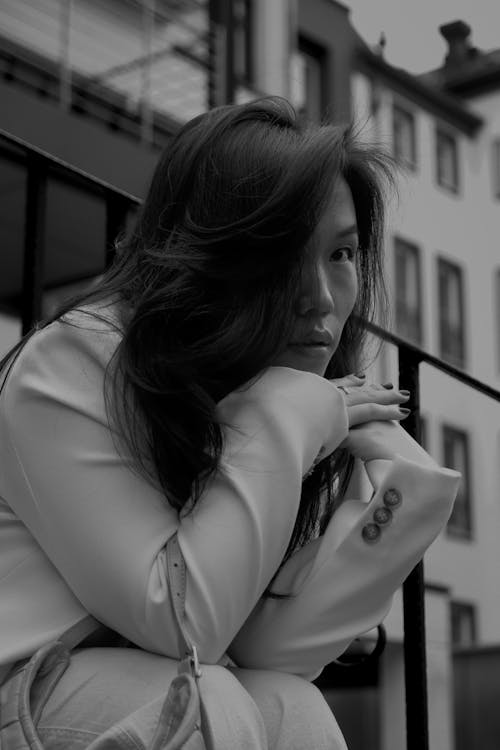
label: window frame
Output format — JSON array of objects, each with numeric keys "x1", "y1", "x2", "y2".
[
  {"x1": 392, "y1": 102, "x2": 417, "y2": 170},
  {"x1": 394, "y1": 236, "x2": 423, "y2": 346},
  {"x1": 437, "y1": 256, "x2": 466, "y2": 369},
  {"x1": 295, "y1": 34, "x2": 328, "y2": 124},
  {"x1": 233, "y1": 0, "x2": 254, "y2": 86},
  {"x1": 496, "y1": 268, "x2": 500, "y2": 373},
  {"x1": 443, "y1": 424, "x2": 473, "y2": 540},
  {"x1": 492, "y1": 139, "x2": 500, "y2": 199},
  {"x1": 450, "y1": 600, "x2": 477, "y2": 647},
  {"x1": 435, "y1": 126, "x2": 460, "y2": 193}
]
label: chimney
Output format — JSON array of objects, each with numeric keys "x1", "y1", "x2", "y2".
[{"x1": 439, "y1": 20, "x2": 472, "y2": 67}]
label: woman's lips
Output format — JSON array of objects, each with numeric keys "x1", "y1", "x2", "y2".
[{"x1": 287, "y1": 342, "x2": 331, "y2": 355}]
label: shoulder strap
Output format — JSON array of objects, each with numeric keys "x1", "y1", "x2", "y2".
[{"x1": 166, "y1": 534, "x2": 202, "y2": 678}]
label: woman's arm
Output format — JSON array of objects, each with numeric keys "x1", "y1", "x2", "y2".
[
  {"x1": 0, "y1": 317, "x2": 348, "y2": 662},
  {"x1": 227, "y1": 428, "x2": 460, "y2": 679}
]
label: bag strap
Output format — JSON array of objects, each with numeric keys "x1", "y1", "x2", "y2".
[
  {"x1": 57, "y1": 615, "x2": 105, "y2": 651},
  {"x1": 166, "y1": 534, "x2": 202, "y2": 679}
]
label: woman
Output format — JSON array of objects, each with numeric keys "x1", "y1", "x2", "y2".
[{"x1": 0, "y1": 97, "x2": 460, "y2": 749}]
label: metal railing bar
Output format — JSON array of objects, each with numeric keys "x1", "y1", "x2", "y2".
[
  {"x1": 403, "y1": 562, "x2": 429, "y2": 750},
  {"x1": 365, "y1": 319, "x2": 500, "y2": 402},
  {"x1": 22, "y1": 155, "x2": 47, "y2": 335},
  {"x1": 398, "y1": 351, "x2": 429, "y2": 750},
  {"x1": 0, "y1": 129, "x2": 141, "y2": 206}
]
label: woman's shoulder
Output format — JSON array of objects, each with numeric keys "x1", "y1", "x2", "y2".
[
  {"x1": 32, "y1": 299, "x2": 122, "y2": 362},
  {"x1": 1, "y1": 300, "x2": 124, "y2": 415}
]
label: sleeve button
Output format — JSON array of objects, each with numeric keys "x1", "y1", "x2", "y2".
[
  {"x1": 362, "y1": 523, "x2": 381, "y2": 543},
  {"x1": 383, "y1": 488, "x2": 402, "y2": 508},
  {"x1": 373, "y1": 506, "x2": 393, "y2": 526}
]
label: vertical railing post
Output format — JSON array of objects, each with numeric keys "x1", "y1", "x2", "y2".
[
  {"x1": 399, "y1": 347, "x2": 429, "y2": 750},
  {"x1": 22, "y1": 154, "x2": 47, "y2": 335}
]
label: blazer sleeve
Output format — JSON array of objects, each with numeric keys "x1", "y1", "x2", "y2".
[
  {"x1": 0, "y1": 318, "x2": 348, "y2": 662},
  {"x1": 228, "y1": 453, "x2": 461, "y2": 679}
]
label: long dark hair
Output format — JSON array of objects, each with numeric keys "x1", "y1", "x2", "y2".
[{"x1": 0, "y1": 97, "x2": 394, "y2": 571}]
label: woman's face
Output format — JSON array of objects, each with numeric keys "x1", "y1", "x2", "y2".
[{"x1": 272, "y1": 177, "x2": 359, "y2": 377}]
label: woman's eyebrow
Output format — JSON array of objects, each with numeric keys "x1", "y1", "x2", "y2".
[{"x1": 336, "y1": 224, "x2": 359, "y2": 239}]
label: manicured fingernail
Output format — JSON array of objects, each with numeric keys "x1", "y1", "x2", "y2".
[
  {"x1": 383, "y1": 382, "x2": 393, "y2": 389},
  {"x1": 399, "y1": 407, "x2": 411, "y2": 414},
  {"x1": 400, "y1": 390, "x2": 410, "y2": 397},
  {"x1": 355, "y1": 372, "x2": 366, "y2": 378}
]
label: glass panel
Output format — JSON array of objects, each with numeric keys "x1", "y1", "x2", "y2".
[
  {"x1": 436, "y1": 129, "x2": 458, "y2": 191},
  {"x1": 0, "y1": 150, "x2": 27, "y2": 315},
  {"x1": 438, "y1": 258, "x2": 465, "y2": 367},
  {"x1": 493, "y1": 140, "x2": 500, "y2": 198},
  {"x1": 394, "y1": 237, "x2": 422, "y2": 345},
  {"x1": 451, "y1": 602, "x2": 477, "y2": 646},
  {"x1": 295, "y1": 37, "x2": 325, "y2": 123},
  {"x1": 444, "y1": 426, "x2": 472, "y2": 537},
  {"x1": 496, "y1": 269, "x2": 500, "y2": 372},
  {"x1": 393, "y1": 105, "x2": 416, "y2": 168}
]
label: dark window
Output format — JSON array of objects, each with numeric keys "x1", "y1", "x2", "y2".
[
  {"x1": 295, "y1": 36, "x2": 326, "y2": 123},
  {"x1": 496, "y1": 269, "x2": 500, "y2": 372},
  {"x1": 233, "y1": 0, "x2": 253, "y2": 84},
  {"x1": 451, "y1": 601, "x2": 477, "y2": 646},
  {"x1": 436, "y1": 128, "x2": 459, "y2": 192},
  {"x1": 438, "y1": 258, "x2": 466, "y2": 368},
  {"x1": 444, "y1": 426, "x2": 472, "y2": 539},
  {"x1": 393, "y1": 104, "x2": 417, "y2": 169},
  {"x1": 493, "y1": 140, "x2": 500, "y2": 199},
  {"x1": 394, "y1": 237, "x2": 423, "y2": 345},
  {"x1": 419, "y1": 414, "x2": 428, "y2": 451}
]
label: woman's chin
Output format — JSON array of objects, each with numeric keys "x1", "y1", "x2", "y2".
[{"x1": 272, "y1": 346, "x2": 331, "y2": 377}]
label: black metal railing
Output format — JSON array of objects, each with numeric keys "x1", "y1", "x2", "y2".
[
  {"x1": 2, "y1": 127, "x2": 500, "y2": 750},
  {"x1": 0, "y1": 128, "x2": 140, "y2": 332},
  {"x1": 364, "y1": 321, "x2": 500, "y2": 750}
]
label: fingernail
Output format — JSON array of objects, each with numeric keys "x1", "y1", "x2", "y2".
[
  {"x1": 399, "y1": 407, "x2": 411, "y2": 415},
  {"x1": 382, "y1": 382, "x2": 393, "y2": 389},
  {"x1": 400, "y1": 390, "x2": 410, "y2": 397},
  {"x1": 355, "y1": 372, "x2": 366, "y2": 378}
]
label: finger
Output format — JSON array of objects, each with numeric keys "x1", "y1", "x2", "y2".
[
  {"x1": 348, "y1": 403, "x2": 411, "y2": 428},
  {"x1": 330, "y1": 373, "x2": 366, "y2": 388},
  {"x1": 344, "y1": 387, "x2": 410, "y2": 406}
]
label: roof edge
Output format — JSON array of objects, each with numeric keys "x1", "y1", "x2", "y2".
[{"x1": 355, "y1": 47, "x2": 483, "y2": 136}]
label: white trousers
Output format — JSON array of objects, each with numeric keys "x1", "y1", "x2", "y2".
[{"x1": 34, "y1": 647, "x2": 348, "y2": 749}]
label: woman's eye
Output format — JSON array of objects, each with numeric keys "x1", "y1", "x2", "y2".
[{"x1": 330, "y1": 246, "x2": 356, "y2": 263}]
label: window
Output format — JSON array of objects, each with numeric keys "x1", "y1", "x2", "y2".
[
  {"x1": 436, "y1": 128, "x2": 459, "y2": 192},
  {"x1": 233, "y1": 0, "x2": 253, "y2": 84},
  {"x1": 443, "y1": 426, "x2": 472, "y2": 539},
  {"x1": 394, "y1": 237, "x2": 423, "y2": 345},
  {"x1": 492, "y1": 140, "x2": 500, "y2": 199},
  {"x1": 393, "y1": 104, "x2": 417, "y2": 169},
  {"x1": 438, "y1": 258, "x2": 466, "y2": 368},
  {"x1": 451, "y1": 601, "x2": 477, "y2": 647},
  {"x1": 496, "y1": 269, "x2": 500, "y2": 372},
  {"x1": 419, "y1": 414, "x2": 428, "y2": 451},
  {"x1": 292, "y1": 36, "x2": 326, "y2": 123}
]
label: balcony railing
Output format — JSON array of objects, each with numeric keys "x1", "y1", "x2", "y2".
[{"x1": 1, "y1": 126, "x2": 500, "y2": 750}]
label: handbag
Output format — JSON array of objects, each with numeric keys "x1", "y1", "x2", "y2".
[{"x1": 0, "y1": 534, "x2": 214, "y2": 749}]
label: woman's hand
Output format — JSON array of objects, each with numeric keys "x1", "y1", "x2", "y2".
[
  {"x1": 329, "y1": 374, "x2": 410, "y2": 428},
  {"x1": 341, "y1": 419, "x2": 439, "y2": 468}
]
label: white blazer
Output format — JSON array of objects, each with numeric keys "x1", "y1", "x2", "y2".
[{"x1": 0, "y1": 305, "x2": 460, "y2": 682}]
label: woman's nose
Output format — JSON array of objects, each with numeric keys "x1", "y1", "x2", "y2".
[{"x1": 296, "y1": 268, "x2": 335, "y2": 316}]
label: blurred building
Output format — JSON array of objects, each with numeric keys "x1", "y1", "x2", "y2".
[{"x1": 1, "y1": 1, "x2": 499, "y2": 749}]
